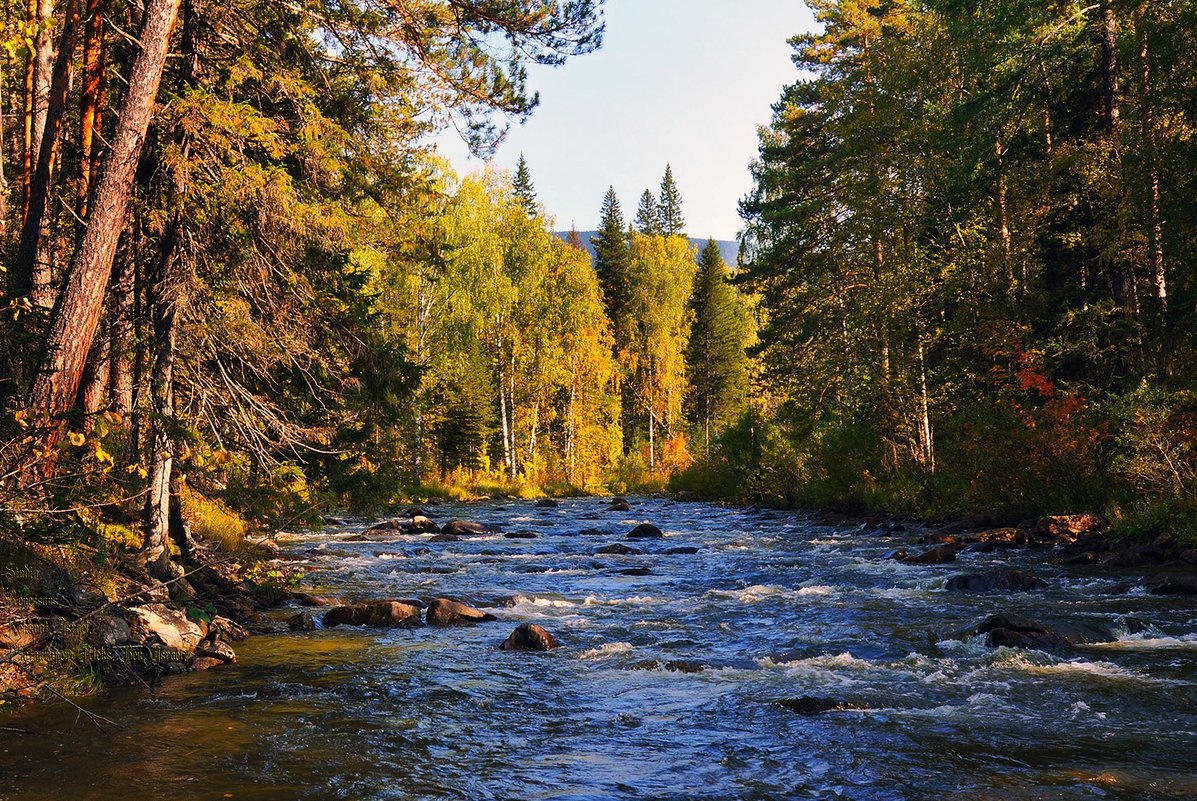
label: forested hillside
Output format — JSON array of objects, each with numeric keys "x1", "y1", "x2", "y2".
[
  {"x1": 685, "y1": 0, "x2": 1197, "y2": 537},
  {"x1": 3, "y1": 0, "x2": 1197, "y2": 591}
]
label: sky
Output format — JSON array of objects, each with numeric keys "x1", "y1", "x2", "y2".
[{"x1": 434, "y1": 1, "x2": 818, "y2": 242}]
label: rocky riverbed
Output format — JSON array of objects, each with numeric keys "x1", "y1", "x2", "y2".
[{"x1": 4, "y1": 497, "x2": 1197, "y2": 800}]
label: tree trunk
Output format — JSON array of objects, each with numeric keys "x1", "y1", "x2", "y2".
[
  {"x1": 917, "y1": 333, "x2": 935, "y2": 474},
  {"x1": 10, "y1": 0, "x2": 54, "y2": 301},
  {"x1": 78, "y1": 0, "x2": 106, "y2": 223},
  {"x1": 1136, "y1": 5, "x2": 1165, "y2": 313},
  {"x1": 17, "y1": 0, "x2": 83, "y2": 310},
  {"x1": 143, "y1": 221, "x2": 186, "y2": 580},
  {"x1": 28, "y1": 0, "x2": 183, "y2": 424}
]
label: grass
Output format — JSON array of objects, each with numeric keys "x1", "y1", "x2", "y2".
[{"x1": 180, "y1": 487, "x2": 249, "y2": 553}]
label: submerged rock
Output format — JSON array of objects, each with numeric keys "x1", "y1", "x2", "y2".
[
  {"x1": 903, "y1": 545, "x2": 957, "y2": 565},
  {"x1": 499, "y1": 623, "x2": 558, "y2": 651},
  {"x1": 322, "y1": 600, "x2": 422, "y2": 628},
  {"x1": 441, "y1": 520, "x2": 490, "y2": 536},
  {"x1": 505, "y1": 530, "x2": 538, "y2": 539},
  {"x1": 578, "y1": 528, "x2": 609, "y2": 536},
  {"x1": 776, "y1": 696, "x2": 861, "y2": 715},
  {"x1": 627, "y1": 523, "x2": 664, "y2": 540},
  {"x1": 608, "y1": 500, "x2": 632, "y2": 512},
  {"x1": 610, "y1": 567, "x2": 653, "y2": 576},
  {"x1": 425, "y1": 598, "x2": 497, "y2": 625},
  {"x1": 1149, "y1": 577, "x2": 1197, "y2": 596},
  {"x1": 630, "y1": 658, "x2": 706, "y2": 673},
  {"x1": 664, "y1": 545, "x2": 700, "y2": 555},
  {"x1": 973, "y1": 614, "x2": 1072, "y2": 649},
  {"x1": 944, "y1": 569, "x2": 1047, "y2": 593},
  {"x1": 287, "y1": 612, "x2": 317, "y2": 631},
  {"x1": 535, "y1": 498, "x2": 560, "y2": 508},
  {"x1": 428, "y1": 533, "x2": 460, "y2": 543},
  {"x1": 597, "y1": 543, "x2": 641, "y2": 555}
]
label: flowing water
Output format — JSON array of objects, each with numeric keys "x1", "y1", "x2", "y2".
[{"x1": 4, "y1": 498, "x2": 1197, "y2": 800}]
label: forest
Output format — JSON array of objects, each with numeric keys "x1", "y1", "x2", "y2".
[{"x1": 2, "y1": 0, "x2": 1197, "y2": 593}]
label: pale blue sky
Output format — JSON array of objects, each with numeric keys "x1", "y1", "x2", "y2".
[{"x1": 434, "y1": 1, "x2": 817, "y2": 241}]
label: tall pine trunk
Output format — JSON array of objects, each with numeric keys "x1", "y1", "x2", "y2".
[
  {"x1": 28, "y1": 0, "x2": 182, "y2": 425},
  {"x1": 17, "y1": 0, "x2": 83, "y2": 310}
]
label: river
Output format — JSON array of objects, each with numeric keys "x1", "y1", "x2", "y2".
[{"x1": 4, "y1": 497, "x2": 1197, "y2": 800}]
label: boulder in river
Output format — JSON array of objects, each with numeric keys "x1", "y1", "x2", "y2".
[
  {"x1": 442, "y1": 520, "x2": 491, "y2": 537},
  {"x1": 631, "y1": 658, "x2": 706, "y2": 673},
  {"x1": 425, "y1": 598, "x2": 497, "y2": 625},
  {"x1": 322, "y1": 600, "x2": 423, "y2": 628},
  {"x1": 287, "y1": 612, "x2": 317, "y2": 631},
  {"x1": 535, "y1": 498, "x2": 560, "y2": 508},
  {"x1": 500, "y1": 623, "x2": 558, "y2": 651},
  {"x1": 429, "y1": 533, "x2": 460, "y2": 543},
  {"x1": 973, "y1": 614, "x2": 1072, "y2": 649},
  {"x1": 1034, "y1": 513, "x2": 1106, "y2": 542},
  {"x1": 664, "y1": 545, "x2": 700, "y2": 555},
  {"x1": 627, "y1": 523, "x2": 664, "y2": 540},
  {"x1": 597, "y1": 543, "x2": 641, "y2": 555},
  {"x1": 776, "y1": 696, "x2": 862, "y2": 715},
  {"x1": 1148, "y1": 577, "x2": 1197, "y2": 596},
  {"x1": 504, "y1": 530, "x2": 538, "y2": 539},
  {"x1": 944, "y1": 569, "x2": 1047, "y2": 593},
  {"x1": 611, "y1": 567, "x2": 653, "y2": 576},
  {"x1": 608, "y1": 500, "x2": 631, "y2": 512},
  {"x1": 578, "y1": 528, "x2": 609, "y2": 536},
  {"x1": 407, "y1": 515, "x2": 441, "y2": 534},
  {"x1": 903, "y1": 545, "x2": 957, "y2": 565},
  {"x1": 128, "y1": 603, "x2": 205, "y2": 652}
]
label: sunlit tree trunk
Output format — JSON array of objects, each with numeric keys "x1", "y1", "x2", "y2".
[
  {"x1": 17, "y1": 0, "x2": 83, "y2": 310},
  {"x1": 28, "y1": 0, "x2": 182, "y2": 425}
]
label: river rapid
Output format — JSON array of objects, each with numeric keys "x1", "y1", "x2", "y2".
[{"x1": 4, "y1": 497, "x2": 1197, "y2": 800}]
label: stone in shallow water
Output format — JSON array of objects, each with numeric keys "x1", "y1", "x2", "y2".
[
  {"x1": 597, "y1": 543, "x2": 641, "y2": 555},
  {"x1": 505, "y1": 530, "x2": 538, "y2": 539},
  {"x1": 425, "y1": 598, "x2": 496, "y2": 626},
  {"x1": 322, "y1": 600, "x2": 422, "y2": 628},
  {"x1": 499, "y1": 623, "x2": 558, "y2": 651},
  {"x1": 535, "y1": 498, "x2": 559, "y2": 508},
  {"x1": 664, "y1": 545, "x2": 700, "y2": 555},
  {"x1": 903, "y1": 545, "x2": 957, "y2": 565},
  {"x1": 627, "y1": 523, "x2": 663, "y2": 540},
  {"x1": 775, "y1": 696, "x2": 861, "y2": 715},
  {"x1": 972, "y1": 614, "x2": 1072, "y2": 649},
  {"x1": 944, "y1": 568, "x2": 1047, "y2": 592}
]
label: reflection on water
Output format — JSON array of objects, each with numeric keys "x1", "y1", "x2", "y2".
[{"x1": 4, "y1": 497, "x2": 1197, "y2": 800}]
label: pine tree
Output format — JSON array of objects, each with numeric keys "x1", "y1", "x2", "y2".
[
  {"x1": 685, "y1": 240, "x2": 748, "y2": 452},
  {"x1": 512, "y1": 153, "x2": 538, "y2": 217},
  {"x1": 592, "y1": 186, "x2": 631, "y2": 344},
  {"x1": 658, "y1": 164, "x2": 686, "y2": 237},
  {"x1": 635, "y1": 189, "x2": 661, "y2": 234},
  {"x1": 566, "y1": 225, "x2": 586, "y2": 251}
]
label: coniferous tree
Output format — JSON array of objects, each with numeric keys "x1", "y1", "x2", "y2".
[
  {"x1": 635, "y1": 189, "x2": 661, "y2": 235},
  {"x1": 658, "y1": 164, "x2": 686, "y2": 237},
  {"x1": 592, "y1": 187, "x2": 631, "y2": 344},
  {"x1": 512, "y1": 153, "x2": 538, "y2": 217},
  {"x1": 685, "y1": 240, "x2": 749, "y2": 452}
]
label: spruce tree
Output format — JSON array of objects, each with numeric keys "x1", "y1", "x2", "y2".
[
  {"x1": 635, "y1": 189, "x2": 662, "y2": 235},
  {"x1": 685, "y1": 240, "x2": 749, "y2": 452},
  {"x1": 512, "y1": 153, "x2": 538, "y2": 217},
  {"x1": 566, "y1": 225, "x2": 586, "y2": 251},
  {"x1": 658, "y1": 164, "x2": 686, "y2": 237},
  {"x1": 593, "y1": 186, "x2": 631, "y2": 344}
]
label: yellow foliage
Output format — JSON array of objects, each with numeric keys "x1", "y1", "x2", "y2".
[{"x1": 180, "y1": 488, "x2": 249, "y2": 553}]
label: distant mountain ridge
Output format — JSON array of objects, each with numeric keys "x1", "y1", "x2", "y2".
[{"x1": 555, "y1": 231, "x2": 740, "y2": 266}]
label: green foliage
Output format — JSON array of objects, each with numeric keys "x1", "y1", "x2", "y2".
[
  {"x1": 686, "y1": 240, "x2": 750, "y2": 453},
  {"x1": 657, "y1": 164, "x2": 685, "y2": 237}
]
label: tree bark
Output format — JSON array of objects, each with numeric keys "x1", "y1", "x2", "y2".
[
  {"x1": 17, "y1": 0, "x2": 83, "y2": 310},
  {"x1": 28, "y1": 0, "x2": 182, "y2": 424},
  {"x1": 1136, "y1": 5, "x2": 1165, "y2": 312},
  {"x1": 77, "y1": 0, "x2": 106, "y2": 223}
]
